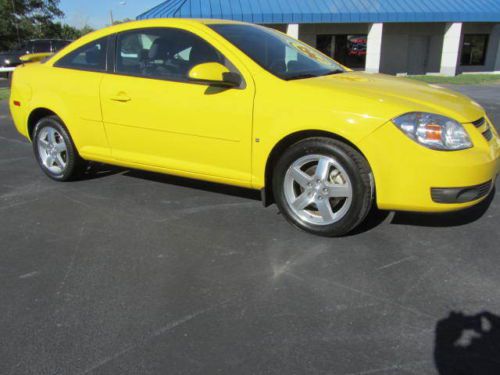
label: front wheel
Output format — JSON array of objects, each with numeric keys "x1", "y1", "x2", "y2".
[{"x1": 272, "y1": 137, "x2": 373, "y2": 237}]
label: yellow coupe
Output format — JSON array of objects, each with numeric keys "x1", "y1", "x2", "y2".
[{"x1": 9, "y1": 19, "x2": 499, "y2": 236}]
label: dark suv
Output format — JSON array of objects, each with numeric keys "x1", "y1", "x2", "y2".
[{"x1": 0, "y1": 39, "x2": 72, "y2": 77}]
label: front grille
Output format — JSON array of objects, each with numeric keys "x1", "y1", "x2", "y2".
[
  {"x1": 472, "y1": 117, "x2": 486, "y2": 128},
  {"x1": 431, "y1": 181, "x2": 493, "y2": 204}
]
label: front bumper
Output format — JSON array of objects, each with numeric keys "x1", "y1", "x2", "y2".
[
  {"x1": 359, "y1": 116, "x2": 499, "y2": 212},
  {"x1": 431, "y1": 180, "x2": 494, "y2": 204}
]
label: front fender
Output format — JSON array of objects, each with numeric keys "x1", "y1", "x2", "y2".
[{"x1": 251, "y1": 103, "x2": 388, "y2": 189}]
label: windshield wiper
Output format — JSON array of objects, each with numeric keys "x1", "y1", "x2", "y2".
[
  {"x1": 286, "y1": 73, "x2": 319, "y2": 81},
  {"x1": 319, "y1": 69, "x2": 344, "y2": 76},
  {"x1": 286, "y1": 70, "x2": 345, "y2": 81}
]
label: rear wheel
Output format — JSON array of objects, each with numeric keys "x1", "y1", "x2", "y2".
[
  {"x1": 33, "y1": 116, "x2": 86, "y2": 181},
  {"x1": 272, "y1": 137, "x2": 373, "y2": 237}
]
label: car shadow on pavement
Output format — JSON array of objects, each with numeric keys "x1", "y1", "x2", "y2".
[
  {"x1": 79, "y1": 163, "x2": 495, "y2": 230},
  {"x1": 391, "y1": 188, "x2": 496, "y2": 228},
  {"x1": 350, "y1": 188, "x2": 495, "y2": 235},
  {"x1": 348, "y1": 205, "x2": 391, "y2": 235},
  {"x1": 79, "y1": 162, "x2": 126, "y2": 180},
  {"x1": 434, "y1": 311, "x2": 500, "y2": 375},
  {"x1": 123, "y1": 169, "x2": 262, "y2": 202}
]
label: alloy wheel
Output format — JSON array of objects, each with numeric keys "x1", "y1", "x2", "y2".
[
  {"x1": 37, "y1": 126, "x2": 68, "y2": 175},
  {"x1": 283, "y1": 154, "x2": 353, "y2": 225}
]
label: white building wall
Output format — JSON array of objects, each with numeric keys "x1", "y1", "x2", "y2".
[
  {"x1": 265, "y1": 22, "x2": 500, "y2": 75},
  {"x1": 440, "y1": 23, "x2": 463, "y2": 75},
  {"x1": 298, "y1": 23, "x2": 370, "y2": 48},
  {"x1": 365, "y1": 23, "x2": 383, "y2": 73},
  {"x1": 286, "y1": 24, "x2": 300, "y2": 39},
  {"x1": 299, "y1": 22, "x2": 447, "y2": 75},
  {"x1": 495, "y1": 25, "x2": 500, "y2": 71},
  {"x1": 380, "y1": 33, "x2": 409, "y2": 74},
  {"x1": 380, "y1": 23, "x2": 445, "y2": 75}
]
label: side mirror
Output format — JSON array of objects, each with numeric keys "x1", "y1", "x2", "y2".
[{"x1": 188, "y1": 62, "x2": 241, "y2": 87}]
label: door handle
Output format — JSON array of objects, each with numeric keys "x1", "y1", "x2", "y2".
[{"x1": 110, "y1": 93, "x2": 131, "y2": 102}]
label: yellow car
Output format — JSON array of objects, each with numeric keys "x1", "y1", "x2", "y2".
[{"x1": 9, "y1": 19, "x2": 500, "y2": 236}]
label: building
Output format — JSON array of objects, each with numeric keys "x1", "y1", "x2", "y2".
[{"x1": 137, "y1": 0, "x2": 500, "y2": 76}]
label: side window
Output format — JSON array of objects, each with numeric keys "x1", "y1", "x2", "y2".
[
  {"x1": 55, "y1": 37, "x2": 108, "y2": 72},
  {"x1": 115, "y1": 28, "x2": 225, "y2": 81}
]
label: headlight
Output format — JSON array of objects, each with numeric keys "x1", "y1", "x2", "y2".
[
  {"x1": 4, "y1": 59, "x2": 11, "y2": 65},
  {"x1": 392, "y1": 112, "x2": 472, "y2": 151}
]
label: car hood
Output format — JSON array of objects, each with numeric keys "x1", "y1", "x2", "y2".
[{"x1": 296, "y1": 72, "x2": 484, "y2": 124}]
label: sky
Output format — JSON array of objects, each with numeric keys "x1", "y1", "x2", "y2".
[{"x1": 60, "y1": 0, "x2": 163, "y2": 29}]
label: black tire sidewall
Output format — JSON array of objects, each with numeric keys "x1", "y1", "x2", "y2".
[
  {"x1": 273, "y1": 139, "x2": 372, "y2": 237},
  {"x1": 32, "y1": 117, "x2": 79, "y2": 181}
]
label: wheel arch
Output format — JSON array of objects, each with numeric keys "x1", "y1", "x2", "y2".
[
  {"x1": 27, "y1": 107, "x2": 58, "y2": 140},
  {"x1": 263, "y1": 130, "x2": 374, "y2": 206}
]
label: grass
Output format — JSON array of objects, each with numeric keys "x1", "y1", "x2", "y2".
[
  {"x1": 0, "y1": 88, "x2": 9, "y2": 101},
  {"x1": 408, "y1": 74, "x2": 500, "y2": 85}
]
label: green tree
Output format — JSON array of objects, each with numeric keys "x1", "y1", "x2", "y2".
[
  {"x1": 77, "y1": 25, "x2": 95, "y2": 36},
  {"x1": 0, "y1": 0, "x2": 64, "y2": 50},
  {"x1": 38, "y1": 22, "x2": 94, "y2": 40}
]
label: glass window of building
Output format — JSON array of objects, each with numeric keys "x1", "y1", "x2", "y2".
[
  {"x1": 316, "y1": 35, "x2": 367, "y2": 69},
  {"x1": 461, "y1": 34, "x2": 489, "y2": 66}
]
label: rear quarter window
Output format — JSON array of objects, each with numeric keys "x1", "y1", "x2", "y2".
[{"x1": 54, "y1": 37, "x2": 108, "y2": 72}]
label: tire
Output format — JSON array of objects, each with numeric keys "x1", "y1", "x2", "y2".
[
  {"x1": 272, "y1": 137, "x2": 373, "y2": 237},
  {"x1": 32, "y1": 116, "x2": 86, "y2": 181}
]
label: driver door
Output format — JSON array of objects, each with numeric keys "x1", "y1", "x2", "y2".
[{"x1": 100, "y1": 27, "x2": 255, "y2": 184}]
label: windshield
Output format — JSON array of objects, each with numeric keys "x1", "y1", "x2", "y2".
[{"x1": 209, "y1": 24, "x2": 344, "y2": 80}]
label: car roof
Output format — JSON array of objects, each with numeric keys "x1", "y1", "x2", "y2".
[
  {"x1": 47, "y1": 18, "x2": 256, "y2": 64},
  {"x1": 194, "y1": 19, "x2": 250, "y2": 25},
  {"x1": 103, "y1": 18, "x2": 250, "y2": 32},
  {"x1": 135, "y1": 18, "x2": 247, "y2": 25},
  {"x1": 69, "y1": 18, "x2": 253, "y2": 46}
]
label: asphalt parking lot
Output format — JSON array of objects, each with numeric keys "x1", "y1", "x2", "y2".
[{"x1": 0, "y1": 82, "x2": 499, "y2": 374}]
